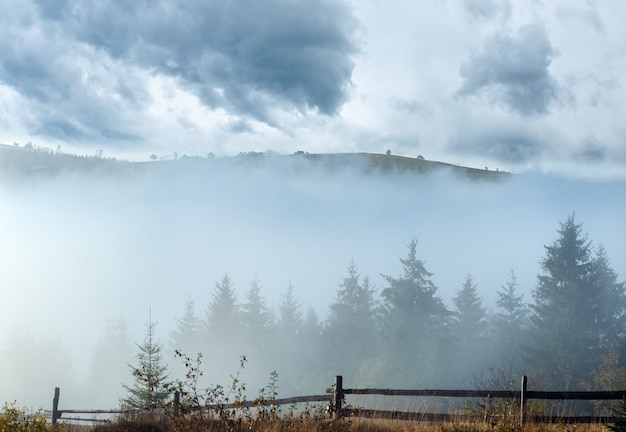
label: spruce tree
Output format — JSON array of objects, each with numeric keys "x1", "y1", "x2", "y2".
[
  {"x1": 379, "y1": 238, "x2": 450, "y2": 386},
  {"x1": 277, "y1": 281, "x2": 303, "y2": 337},
  {"x1": 241, "y1": 276, "x2": 272, "y2": 356},
  {"x1": 451, "y1": 274, "x2": 488, "y2": 376},
  {"x1": 240, "y1": 276, "x2": 274, "y2": 384},
  {"x1": 590, "y1": 245, "x2": 626, "y2": 345},
  {"x1": 203, "y1": 274, "x2": 242, "y2": 369},
  {"x1": 122, "y1": 315, "x2": 171, "y2": 409},
  {"x1": 272, "y1": 281, "x2": 305, "y2": 395},
  {"x1": 323, "y1": 259, "x2": 378, "y2": 380},
  {"x1": 170, "y1": 297, "x2": 202, "y2": 356},
  {"x1": 205, "y1": 274, "x2": 240, "y2": 337},
  {"x1": 528, "y1": 214, "x2": 625, "y2": 389},
  {"x1": 300, "y1": 305, "x2": 324, "y2": 389},
  {"x1": 491, "y1": 268, "x2": 528, "y2": 365}
]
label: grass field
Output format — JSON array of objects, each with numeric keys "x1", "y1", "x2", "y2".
[{"x1": 60, "y1": 416, "x2": 609, "y2": 432}]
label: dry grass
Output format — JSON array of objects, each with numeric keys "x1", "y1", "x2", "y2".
[{"x1": 60, "y1": 417, "x2": 610, "y2": 432}]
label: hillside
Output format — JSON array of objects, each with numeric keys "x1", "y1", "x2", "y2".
[{"x1": 0, "y1": 143, "x2": 509, "y2": 181}]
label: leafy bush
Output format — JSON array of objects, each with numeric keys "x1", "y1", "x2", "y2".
[
  {"x1": 0, "y1": 402, "x2": 58, "y2": 432},
  {"x1": 99, "y1": 351, "x2": 329, "y2": 432}
]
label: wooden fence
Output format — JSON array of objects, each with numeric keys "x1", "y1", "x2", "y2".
[
  {"x1": 332, "y1": 375, "x2": 626, "y2": 426},
  {"x1": 49, "y1": 376, "x2": 626, "y2": 429},
  {"x1": 48, "y1": 386, "x2": 331, "y2": 428}
]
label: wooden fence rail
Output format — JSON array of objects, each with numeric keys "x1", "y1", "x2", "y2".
[
  {"x1": 332, "y1": 375, "x2": 626, "y2": 426},
  {"x1": 49, "y1": 387, "x2": 331, "y2": 429},
  {"x1": 49, "y1": 375, "x2": 626, "y2": 429}
]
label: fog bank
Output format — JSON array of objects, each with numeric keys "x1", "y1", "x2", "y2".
[{"x1": 1, "y1": 158, "x2": 625, "y2": 408}]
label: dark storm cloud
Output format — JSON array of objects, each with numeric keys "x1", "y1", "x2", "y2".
[
  {"x1": 456, "y1": 24, "x2": 562, "y2": 116},
  {"x1": 0, "y1": 0, "x2": 357, "y2": 144},
  {"x1": 36, "y1": 0, "x2": 359, "y2": 121},
  {"x1": 0, "y1": 3, "x2": 150, "y2": 143}
]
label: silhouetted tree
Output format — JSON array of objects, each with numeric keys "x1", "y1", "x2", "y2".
[
  {"x1": 451, "y1": 274, "x2": 488, "y2": 377},
  {"x1": 586, "y1": 245, "x2": 626, "y2": 398},
  {"x1": 241, "y1": 276, "x2": 273, "y2": 357},
  {"x1": 271, "y1": 281, "x2": 304, "y2": 394},
  {"x1": 379, "y1": 238, "x2": 450, "y2": 386},
  {"x1": 205, "y1": 274, "x2": 240, "y2": 335},
  {"x1": 590, "y1": 245, "x2": 626, "y2": 345},
  {"x1": 323, "y1": 259, "x2": 378, "y2": 380},
  {"x1": 492, "y1": 269, "x2": 528, "y2": 342},
  {"x1": 299, "y1": 305, "x2": 325, "y2": 391},
  {"x1": 528, "y1": 214, "x2": 625, "y2": 389},
  {"x1": 277, "y1": 281, "x2": 303, "y2": 337},
  {"x1": 203, "y1": 274, "x2": 242, "y2": 366},
  {"x1": 170, "y1": 297, "x2": 202, "y2": 355},
  {"x1": 491, "y1": 268, "x2": 529, "y2": 368}
]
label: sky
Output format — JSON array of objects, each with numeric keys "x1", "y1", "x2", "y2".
[{"x1": 1, "y1": 0, "x2": 626, "y2": 177}]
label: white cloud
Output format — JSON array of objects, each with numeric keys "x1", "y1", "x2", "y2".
[{"x1": 0, "y1": 0, "x2": 625, "y2": 176}]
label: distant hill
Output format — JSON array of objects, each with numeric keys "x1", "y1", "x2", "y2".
[
  {"x1": 0, "y1": 143, "x2": 135, "y2": 180},
  {"x1": 0, "y1": 143, "x2": 509, "y2": 182},
  {"x1": 286, "y1": 152, "x2": 508, "y2": 180}
]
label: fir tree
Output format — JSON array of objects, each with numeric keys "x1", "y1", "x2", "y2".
[
  {"x1": 491, "y1": 268, "x2": 529, "y2": 364},
  {"x1": 323, "y1": 259, "x2": 378, "y2": 379},
  {"x1": 277, "y1": 281, "x2": 303, "y2": 337},
  {"x1": 240, "y1": 275, "x2": 274, "y2": 385},
  {"x1": 451, "y1": 274, "x2": 488, "y2": 376},
  {"x1": 122, "y1": 315, "x2": 171, "y2": 409},
  {"x1": 203, "y1": 274, "x2": 242, "y2": 369},
  {"x1": 205, "y1": 274, "x2": 240, "y2": 337},
  {"x1": 241, "y1": 275, "x2": 272, "y2": 358},
  {"x1": 271, "y1": 281, "x2": 304, "y2": 394},
  {"x1": 170, "y1": 296, "x2": 202, "y2": 356},
  {"x1": 300, "y1": 305, "x2": 324, "y2": 387},
  {"x1": 379, "y1": 238, "x2": 450, "y2": 386},
  {"x1": 528, "y1": 214, "x2": 625, "y2": 389},
  {"x1": 590, "y1": 245, "x2": 626, "y2": 345}
]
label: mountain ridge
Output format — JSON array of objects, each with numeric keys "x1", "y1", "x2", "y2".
[{"x1": 0, "y1": 143, "x2": 509, "y2": 181}]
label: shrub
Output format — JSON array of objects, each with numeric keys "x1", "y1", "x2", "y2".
[{"x1": 0, "y1": 402, "x2": 58, "y2": 432}]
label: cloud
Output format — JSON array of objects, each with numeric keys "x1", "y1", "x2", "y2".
[
  {"x1": 448, "y1": 121, "x2": 543, "y2": 164},
  {"x1": 456, "y1": 24, "x2": 562, "y2": 116},
  {"x1": 555, "y1": 4, "x2": 604, "y2": 33},
  {"x1": 0, "y1": 3, "x2": 151, "y2": 144},
  {"x1": 36, "y1": 0, "x2": 359, "y2": 119},
  {"x1": 576, "y1": 138, "x2": 606, "y2": 163},
  {"x1": 463, "y1": 0, "x2": 512, "y2": 22},
  {"x1": 0, "y1": 1, "x2": 358, "y2": 145},
  {"x1": 387, "y1": 97, "x2": 432, "y2": 117}
]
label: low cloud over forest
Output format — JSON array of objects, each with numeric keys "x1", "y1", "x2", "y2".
[{"x1": 1, "y1": 151, "x2": 625, "y2": 408}]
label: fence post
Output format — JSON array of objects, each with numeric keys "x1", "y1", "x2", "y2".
[
  {"x1": 52, "y1": 387, "x2": 60, "y2": 430},
  {"x1": 333, "y1": 376, "x2": 343, "y2": 420},
  {"x1": 173, "y1": 391, "x2": 180, "y2": 417},
  {"x1": 520, "y1": 375, "x2": 527, "y2": 428}
]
